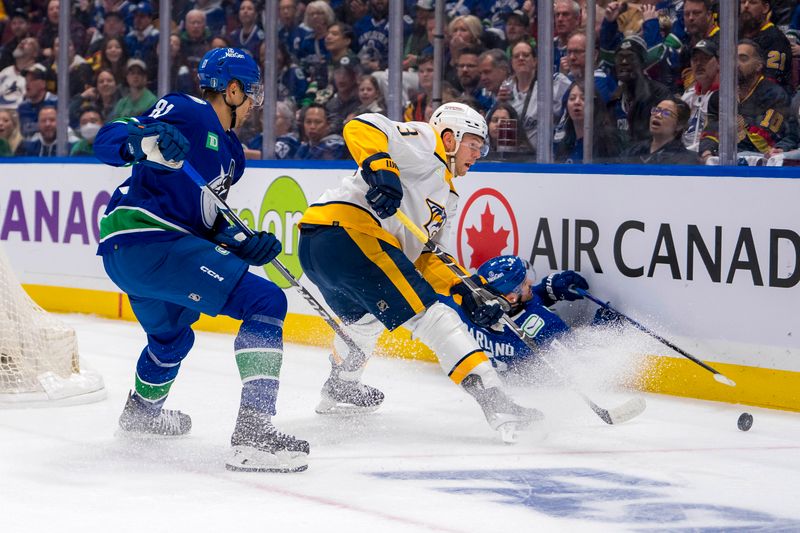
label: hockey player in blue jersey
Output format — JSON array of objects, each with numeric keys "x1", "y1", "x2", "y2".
[
  {"x1": 93, "y1": 47, "x2": 309, "y2": 473},
  {"x1": 468, "y1": 255, "x2": 599, "y2": 374}
]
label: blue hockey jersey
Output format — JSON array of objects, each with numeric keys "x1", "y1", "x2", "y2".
[
  {"x1": 94, "y1": 92, "x2": 245, "y2": 254},
  {"x1": 454, "y1": 293, "x2": 570, "y2": 372},
  {"x1": 353, "y1": 15, "x2": 412, "y2": 69}
]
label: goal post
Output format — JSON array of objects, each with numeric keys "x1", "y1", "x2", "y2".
[{"x1": 0, "y1": 243, "x2": 105, "y2": 407}]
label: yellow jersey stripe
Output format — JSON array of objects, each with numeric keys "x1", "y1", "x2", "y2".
[
  {"x1": 344, "y1": 117, "x2": 391, "y2": 167},
  {"x1": 344, "y1": 228, "x2": 427, "y2": 314},
  {"x1": 448, "y1": 350, "x2": 490, "y2": 384},
  {"x1": 433, "y1": 127, "x2": 455, "y2": 186},
  {"x1": 414, "y1": 250, "x2": 467, "y2": 298},
  {"x1": 300, "y1": 202, "x2": 403, "y2": 249}
]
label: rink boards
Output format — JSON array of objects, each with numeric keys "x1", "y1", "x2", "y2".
[{"x1": 1, "y1": 158, "x2": 798, "y2": 411}]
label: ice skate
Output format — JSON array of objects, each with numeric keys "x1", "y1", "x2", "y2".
[
  {"x1": 315, "y1": 358, "x2": 385, "y2": 415},
  {"x1": 117, "y1": 391, "x2": 192, "y2": 437},
  {"x1": 461, "y1": 374, "x2": 544, "y2": 444},
  {"x1": 226, "y1": 406, "x2": 309, "y2": 473}
]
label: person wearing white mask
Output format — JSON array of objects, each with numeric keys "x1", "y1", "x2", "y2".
[{"x1": 70, "y1": 107, "x2": 103, "y2": 156}]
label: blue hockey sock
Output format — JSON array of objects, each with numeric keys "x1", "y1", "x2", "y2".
[
  {"x1": 133, "y1": 329, "x2": 194, "y2": 409},
  {"x1": 235, "y1": 314, "x2": 283, "y2": 416}
]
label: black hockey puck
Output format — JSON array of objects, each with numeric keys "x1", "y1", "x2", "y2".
[{"x1": 737, "y1": 412, "x2": 753, "y2": 431}]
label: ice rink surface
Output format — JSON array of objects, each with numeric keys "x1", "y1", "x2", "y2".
[{"x1": 2, "y1": 314, "x2": 799, "y2": 533}]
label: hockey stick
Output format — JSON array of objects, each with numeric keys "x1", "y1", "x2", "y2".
[
  {"x1": 395, "y1": 209, "x2": 645, "y2": 425},
  {"x1": 182, "y1": 162, "x2": 369, "y2": 365},
  {"x1": 576, "y1": 288, "x2": 736, "y2": 387}
]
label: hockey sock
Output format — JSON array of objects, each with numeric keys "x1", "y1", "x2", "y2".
[
  {"x1": 408, "y1": 302, "x2": 502, "y2": 388},
  {"x1": 332, "y1": 314, "x2": 384, "y2": 373},
  {"x1": 134, "y1": 328, "x2": 195, "y2": 410},
  {"x1": 235, "y1": 314, "x2": 284, "y2": 416}
]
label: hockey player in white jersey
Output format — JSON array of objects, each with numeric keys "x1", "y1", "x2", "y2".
[{"x1": 298, "y1": 103, "x2": 541, "y2": 439}]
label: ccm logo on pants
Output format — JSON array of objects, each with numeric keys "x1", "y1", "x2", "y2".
[{"x1": 201, "y1": 265, "x2": 224, "y2": 282}]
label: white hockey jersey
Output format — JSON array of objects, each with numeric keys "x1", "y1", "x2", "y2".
[{"x1": 300, "y1": 113, "x2": 458, "y2": 265}]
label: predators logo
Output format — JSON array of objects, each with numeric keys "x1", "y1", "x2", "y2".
[{"x1": 423, "y1": 198, "x2": 446, "y2": 237}]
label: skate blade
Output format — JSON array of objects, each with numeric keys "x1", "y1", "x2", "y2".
[
  {"x1": 496, "y1": 420, "x2": 548, "y2": 445},
  {"x1": 314, "y1": 395, "x2": 382, "y2": 416},
  {"x1": 114, "y1": 428, "x2": 191, "y2": 440},
  {"x1": 496, "y1": 422, "x2": 522, "y2": 444},
  {"x1": 225, "y1": 445, "x2": 308, "y2": 473}
]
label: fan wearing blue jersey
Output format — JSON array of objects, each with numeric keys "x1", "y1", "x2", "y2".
[
  {"x1": 469, "y1": 256, "x2": 591, "y2": 374},
  {"x1": 93, "y1": 47, "x2": 309, "y2": 473}
]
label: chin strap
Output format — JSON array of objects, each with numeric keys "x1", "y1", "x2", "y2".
[
  {"x1": 222, "y1": 82, "x2": 246, "y2": 129},
  {"x1": 444, "y1": 132, "x2": 460, "y2": 176},
  {"x1": 223, "y1": 93, "x2": 241, "y2": 129}
]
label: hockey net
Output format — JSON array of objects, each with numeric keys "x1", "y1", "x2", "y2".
[{"x1": 0, "y1": 243, "x2": 105, "y2": 407}]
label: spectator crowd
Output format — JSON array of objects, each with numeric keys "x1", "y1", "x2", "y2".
[{"x1": 1, "y1": 0, "x2": 800, "y2": 166}]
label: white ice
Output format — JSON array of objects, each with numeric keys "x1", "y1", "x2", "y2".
[{"x1": 2, "y1": 314, "x2": 799, "y2": 533}]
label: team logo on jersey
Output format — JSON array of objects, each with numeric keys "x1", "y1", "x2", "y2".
[
  {"x1": 206, "y1": 132, "x2": 219, "y2": 151},
  {"x1": 201, "y1": 161, "x2": 235, "y2": 228},
  {"x1": 520, "y1": 314, "x2": 545, "y2": 338},
  {"x1": 457, "y1": 188, "x2": 518, "y2": 269},
  {"x1": 423, "y1": 198, "x2": 446, "y2": 237}
]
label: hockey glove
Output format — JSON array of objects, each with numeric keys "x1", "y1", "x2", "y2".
[
  {"x1": 451, "y1": 275, "x2": 506, "y2": 328},
  {"x1": 125, "y1": 120, "x2": 189, "y2": 171},
  {"x1": 592, "y1": 307, "x2": 624, "y2": 327},
  {"x1": 534, "y1": 270, "x2": 589, "y2": 304},
  {"x1": 361, "y1": 160, "x2": 403, "y2": 219},
  {"x1": 214, "y1": 225, "x2": 282, "y2": 267}
]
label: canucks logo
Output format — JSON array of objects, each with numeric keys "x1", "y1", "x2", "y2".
[
  {"x1": 423, "y1": 198, "x2": 446, "y2": 237},
  {"x1": 201, "y1": 160, "x2": 235, "y2": 228}
]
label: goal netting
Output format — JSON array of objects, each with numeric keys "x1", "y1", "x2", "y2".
[{"x1": 0, "y1": 243, "x2": 105, "y2": 407}]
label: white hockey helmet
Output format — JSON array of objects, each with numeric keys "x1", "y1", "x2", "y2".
[{"x1": 429, "y1": 102, "x2": 489, "y2": 157}]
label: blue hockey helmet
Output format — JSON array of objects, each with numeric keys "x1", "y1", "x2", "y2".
[
  {"x1": 198, "y1": 47, "x2": 264, "y2": 106},
  {"x1": 477, "y1": 255, "x2": 533, "y2": 295}
]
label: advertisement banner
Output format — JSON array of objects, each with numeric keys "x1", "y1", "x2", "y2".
[{"x1": 1, "y1": 162, "x2": 798, "y2": 371}]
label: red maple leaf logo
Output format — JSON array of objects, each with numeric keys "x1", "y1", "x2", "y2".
[{"x1": 464, "y1": 203, "x2": 510, "y2": 268}]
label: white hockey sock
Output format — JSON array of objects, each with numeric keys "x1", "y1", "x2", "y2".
[
  {"x1": 333, "y1": 314, "x2": 384, "y2": 378},
  {"x1": 407, "y1": 302, "x2": 502, "y2": 387}
]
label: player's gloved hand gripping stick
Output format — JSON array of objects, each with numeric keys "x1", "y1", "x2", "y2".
[
  {"x1": 182, "y1": 161, "x2": 370, "y2": 365},
  {"x1": 126, "y1": 121, "x2": 190, "y2": 171},
  {"x1": 450, "y1": 275, "x2": 507, "y2": 328},
  {"x1": 394, "y1": 209, "x2": 646, "y2": 425},
  {"x1": 213, "y1": 224, "x2": 282, "y2": 266},
  {"x1": 576, "y1": 289, "x2": 736, "y2": 387}
]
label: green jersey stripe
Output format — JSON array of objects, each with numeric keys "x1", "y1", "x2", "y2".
[{"x1": 100, "y1": 206, "x2": 190, "y2": 241}]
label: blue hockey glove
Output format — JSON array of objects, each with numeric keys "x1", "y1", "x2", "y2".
[
  {"x1": 214, "y1": 226, "x2": 282, "y2": 266},
  {"x1": 451, "y1": 275, "x2": 506, "y2": 328},
  {"x1": 534, "y1": 270, "x2": 589, "y2": 304},
  {"x1": 126, "y1": 120, "x2": 189, "y2": 171},
  {"x1": 362, "y1": 167, "x2": 403, "y2": 219},
  {"x1": 592, "y1": 307, "x2": 624, "y2": 328}
]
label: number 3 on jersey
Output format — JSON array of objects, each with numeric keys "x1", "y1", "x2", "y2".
[{"x1": 149, "y1": 99, "x2": 175, "y2": 119}]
